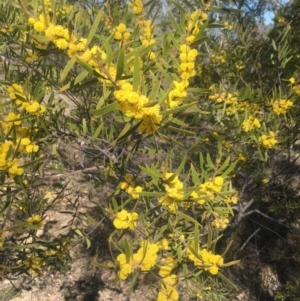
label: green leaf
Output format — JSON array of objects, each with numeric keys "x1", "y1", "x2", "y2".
[
  {"x1": 218, "y1": 157, "x2": 230, "y2": 174},
  {"x1": 103, "y1": 40, "x2": 113, "y2": 66},
  {"x1": 272, "y1": 39, "x2": 277, "y2": 51},
  {"x1": 115, "y1": 47, "x2": 125, "y2": 81},
  {"x1": 132, "y1": 53, "x2": 140, "y2": 91},
  {"x1": 82, "y1": 118, "x2": 87, "y2": 135},
  {"x1": 148, "y1": 75, "x2": 161, "y2": 102},
  {"x1": 190, "y1": 164, "x2": 200, "y2": 185},
  {"x1": 138, "y1": 191, "x2": 165, "y2": 197},
  {"x1": 169, "y1": 117, "x2": 188, "y2": 127},
  {"x1": 166, "y1": 125, "x2": 195, "y2": 135},
  {"x1": 90, "y1": 101, "x2": 118, "y2": 116},
  {"x1": 162, "y1": 33, "x2": 170, "y2": 61},
  {"x1": 60, "y1": 56, "x2": 76, "y2": 82},
  {"x1": 167, "y1": 11, "x2": 181, "y2": 33},
  {"x1": 155, "y1": 60, "x2": 173, "y2": 83},
  {"x1": 86, "y1": 238, "x2": 91, "y2": 249},
  {"x1": 75, "y1": 57, "x2": 95, "y2": 74},
  {"x1": 206, "y1": 153, "x2": 214, "y2": 169},
  {"x1": 177, "y1": 211, "x2": 201, "y2": 226},
  {"x1": 210, "y1": 7, "x2": 244, "y2": 13},
  {"x1": 207, "y1": 224, "x2": 212, "y2": 249},
  {"x1": 221, "y1": 160, "x2": 238, "y2": 177},
  {"x1": 177, "y1": 244, "x2": 183, "y2": 262},
  {"x1": 92, "y1": 122, "x2": 103, "y2": 140},
  {"x1": 124, "y1": 238, "x2": 132, "y2": 263},
  {"x1": 176, "y1": 155, "x2": 187, "y2": 174},
  {"x1": 167, "y1": 31, "x2": 181, "y2": 50},
  {"x1": 207, "y1": 23, "x2": 224, "y2": 29},
  {"x1": 87, "y1": 10, "x2": 103, "y2": 46},
  {"x1": 190, "y1": 36, "x2": 209, "y2": 48},
  {"x1": 194, "y1": 224, "x2": 199, "y2": 253},
  {"x1": 60, "y1": 70, "x2": 90, "y2": 92},
  {"x1": 161, "y1": 101, "x2": 198, "y2": 116},
  {"x1": 74, "y1": 228, "x2": 84, "y2": 237},
  {"x1": 217, "y1": 272, "x2": 239, "y2": 290},
  {"x1": 112, "y1": 120, "x2": 142, "y2": 146},
  {"x1": 30, "y1": 34, "x2": 52, "y2": 42},
  {"x1": 139, "y1": 165, "x2": 160, "y2": 180}
]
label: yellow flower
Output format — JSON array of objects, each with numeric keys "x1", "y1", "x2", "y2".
[
  {"x1": 158, "y1": 238, "x2": 169, "y2": 251},
  {"x1": 54, "y1": 38, "x2": 69, "y2": 49},
  {"x1": 117, "y1": 241, "x2": 159, "y2": 279},
  {"x1": 238, "y1": 153, "x2": 246, "y2": 161},
  {"x1": 114, "y1": 31, "x2": 122, "y2": 40},
  {"x1": 159, "y1": 257, "x2": 176, "y2": 277},
  {"x1": 289, "y1": 77, "x2": 296, "y2": 84},
  {"x1": 20, "y1": 138, "x2": 31, "y2": 146},
  {"x1": 27, "y1": 214, "x2": 44, "y2": 228},
  {"x1": 7, "y1": 159, "x2": 24, "y2": 176},
  {"x1": 5, "y1": 112, "x2": 21, "y2": 126},
  {"x1": 24, "y1": 254, "x2": 42, "y2": 270},
  {"x1": 213, "y1": 176, "x2": 224, "y2": 187},
  {"x1": 242, "y1": 115, "x2": 261, "y2": 132},
  {"x1": 212, "y1": 216, "x2": 229, "y2": 229},
  {"x1": 149, "y1": 51, "x2": 156, "y2": 60},
  {"x1": 113, "y1": 209, "x2": 138, "y2": 229},
  {"x1": 26, "y1": 144, "x2": 39, "y2": 153},
  {"x1": 258, "y1": 131, "x2": 278, "y2": 149},
  {"x1": 157, "y1": 275, "x2": 179, "y2": 301},
  {"x1": 34, "y1": 21, "x2": 45, "y2": 32},
  {"x1": 272, "y1": 99, "x2": 293, "y2": 115},
  {"x1": 129, "y1": 0, "x2": 144, "y2": 14},
  {"x1": 28, "y1": 17, "x2": 36, "y2": 25}
]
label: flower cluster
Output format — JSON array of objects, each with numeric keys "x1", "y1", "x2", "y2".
[
  {"x1": 242, "y1": 115, "x2": 261, "y2": 132},
  {"x1": 235, "y1": 61, "x2": 245, "y2": 70},
  {"x1": 28, "y1": 6, "x2": 111, "y2": 85},
  {"x1": 166, "y1": 44, "x2": 198, "y2": 108},
  {"x1": 113, "y1": 209, "x2": 139, "y2": 230},
  {"x1": 178, "y1": 44, "x2": 198, "y2": 82},
  {"x1": 210, "y1": 50, "x2": 227, "y2": 64},
  {"x1": 18, "y1": 138, "x2": 39, "y2": 153},
  {"x1": 25, "y1": 51, "x2": 39, "y2": 63},
  {"x1": 191, "y1": 176, "x2": 224, "y2": 205},
  {"x1": 209, "y1": 91, "x2": 239, "y2": 111},
  {"x1": 129, "y1": 0, "x2": 144, "y2": 15},
  {"x1": 272, "y1": 98, "x2": 293, "y2": 115},
  {"x1": 23, "y1": 254, "x2": 42, "y2": 276},
  {"x1": 188, "y1": 247, "x2": 224, "y2": 275},
  {"x1": 7, "y1": 84, "x2": 46, "y2": 116},
  {"x1": 0, "y1": 231, "x2": 7, "y2": 249},
  {"x1": 186, "y1": 10, "x2": 207, "y2": 43},
  {"x1": 114, "y1": 82, "x2": 162, "y2": 134},
  {"x1": 289, "y1": 77, "x2": 300, "y2": 95},
  {"x1": 138, "y1": 19, "x2": 156, "y2": 46},
  {"x1": 117, "y1": 241, "x2": 159, "y2": 279},
  {"x1": 159, "y1": 256, "x2": 176, "y2": 278},
  {"x1": 67, "y1": 38, "x2": 88, "y2": 58},
  {"x1": 159, "y1": 172, "x2": 184, "y2": 214},
  {"x1": 27, "y1": 214, "x2": 44, "y2": 228},
  {"x1": 209, "y1": 89, "x2": 260, "y2": 116},
  {"x1": 0, "y1": 141, "x2": 24, "y2": 177},
  {"x1": 258, "y1": 131, "x2": 278, "y2": 149},
  {"x1": 119, "y1": 173, "x2": 143, "y2": 199},
  {"x1": 223, "y1": 21, "x2": 233, "y2": 30},
  {"x1": 157, "y1": 274, "x2": 179, "y2": 301},
  {"x1": 114, "y1": 23, "x2": 130, "y2": 41},
  {"x1": 212, "y1": 215, "x2": 229, "y2": 229}
]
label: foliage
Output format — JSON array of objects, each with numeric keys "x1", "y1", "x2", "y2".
[{"x1": 0, "y1": 0, "x2": 299, "y2": 300}]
